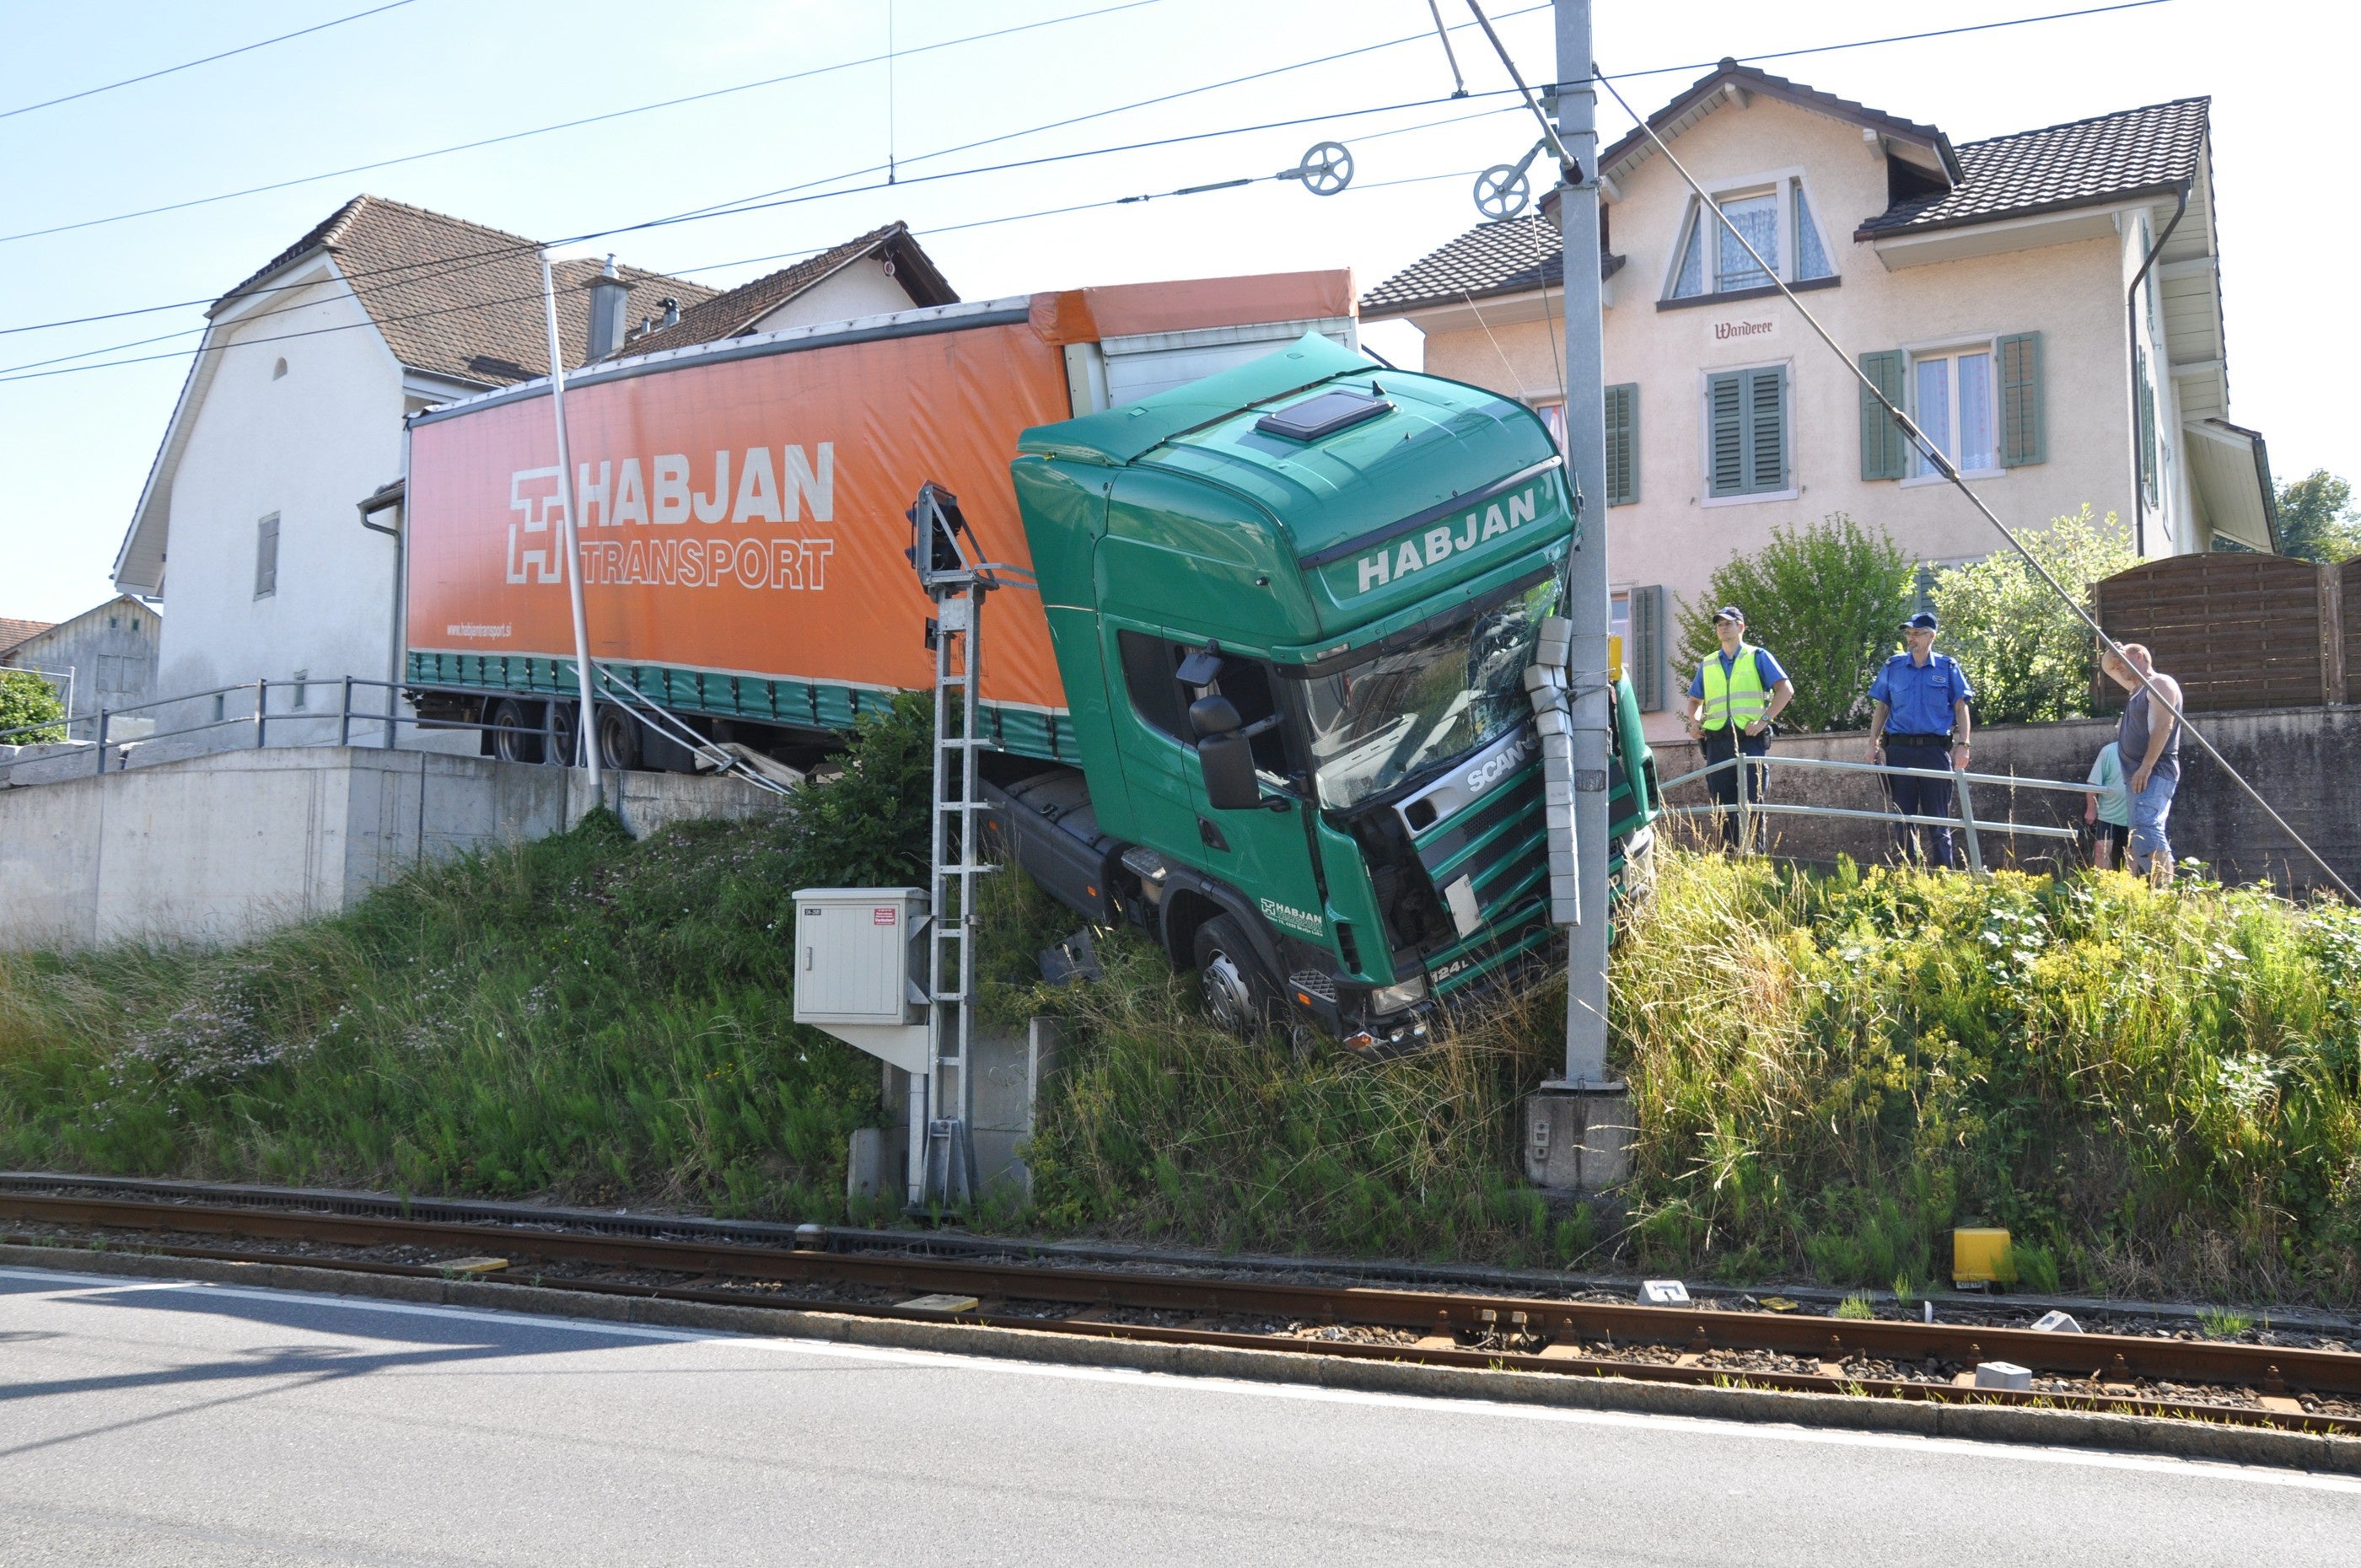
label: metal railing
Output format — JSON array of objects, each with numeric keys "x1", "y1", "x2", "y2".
[
  {"x1": 1658, "y1": 749, "x2": 2089, "y2": 874},
  {"x1": 0, "y1": 673, "x2": 791, "y2": 797}
]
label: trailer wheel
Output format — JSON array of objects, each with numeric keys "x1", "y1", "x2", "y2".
[
  {"x1": 595, "y1": 704, "x2": 641, "y2": 772},
  {"x1": 488, "y1": 697, "x2": 541, "y2": 764},
  {"x1": 1191, "y1": 916, "x2": 1270, "y2": 1042},
  {"x1": 544, "y1": 701, "x2": 579, "y2": 768}
]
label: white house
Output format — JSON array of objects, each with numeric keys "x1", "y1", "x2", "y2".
[
  {"x1": 110, "y1": 195, "x2": 719, "y2": 738},
  {"x1": 607, "y1": 219, "x2": 958, "y2": 357},
  {"x1": 1362, "y1": 62, "x2": 2273, "y2": 735}
]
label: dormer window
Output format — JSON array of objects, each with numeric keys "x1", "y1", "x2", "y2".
[{"x1": 1667, "y1": 175, "x2": 1836, "y2": 299}]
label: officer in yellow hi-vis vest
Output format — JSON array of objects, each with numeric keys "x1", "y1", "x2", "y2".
[{"x1": 1682, "y1": 606, "x2": 1795, "y2": 850}]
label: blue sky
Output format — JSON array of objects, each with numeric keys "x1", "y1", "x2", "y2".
[{"x1": 0, "y1": 0, "x2": 2342, "y2": 621}]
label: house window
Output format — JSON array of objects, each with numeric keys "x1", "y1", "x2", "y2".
[
  {"x1": 1668, "y1": 176, "x2": 1837, "y2": 299},
  {"x1": 1534, "y1": 400, "x2": 1567, "y2": 452},
  {"x1": 1704, "y1": 366, "x2": 1788, "y2": 499},
  {"x1": 1911, "y1": 348, "x2": 1998, "y2": 476},
  {"x1": 255, "y1": 514, "x2": 280, "y2": 599},
  {"x1": 1611, "y1": 585, "x2": 1667, "y2": 711}
]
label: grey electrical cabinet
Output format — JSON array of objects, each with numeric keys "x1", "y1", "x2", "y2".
[{"x1": 792, "y1": 887, "x2": 928, "y2": 1027}]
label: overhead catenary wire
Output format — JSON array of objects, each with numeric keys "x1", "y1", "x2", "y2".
[
  {"x1": 0, "y1": 157, "x2": 1487, "y2": 386},
  {"x1": 0, "y1": 0, "x2": 2150, "y2": 337},
  {"x1": 0, "y1": 4, "x2": 1553, "y2": 339},
  {"x1": 1587, "y1": 61, "x2": 2353, "y2": 905},
  {"x1": 0, "y1": 0, "x2": 425, "y2": 121},
  {"x1": 0, "y1": 0, "x2": 1179, "y2": 247}
]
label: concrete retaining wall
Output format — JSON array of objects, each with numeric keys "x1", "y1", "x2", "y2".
[
  {"x1": 1657, "y1": 705, "x2": 2361, "y2": 894},
  {"x1": 0, "y1": 747, "x2": 780, "y2": 951}
]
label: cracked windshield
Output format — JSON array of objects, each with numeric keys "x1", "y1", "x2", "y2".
[{"x1": 1303, "y1": 577, "x2": 1558, "y2": 810}]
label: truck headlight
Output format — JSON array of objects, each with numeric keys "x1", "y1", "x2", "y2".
[{"x1": 1370, "y1": 976, "x2": 1428, "y2": 1013}]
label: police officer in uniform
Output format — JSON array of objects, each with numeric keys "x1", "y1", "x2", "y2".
[
  {"x1": 1682, "y1": 606, "x2": 1794, "y2": 851},
  {"x1": 1867, "y1": 610, "x2": 1975, "y2": 867}
]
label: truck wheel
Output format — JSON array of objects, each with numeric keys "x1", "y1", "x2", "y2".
[
  {"x1": 595, "y1": 704, "x2": 641, "y2": 772},
  {"x1": 488, "y1": 697, "x2": 541, "y2": 764},
  {"x1": 1191, "y1": 916, "x2": 1270, "y2": 1042}
]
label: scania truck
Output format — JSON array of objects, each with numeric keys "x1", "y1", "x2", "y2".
[{"x1": 402, "y1": 271, "x2": 1658, "y2": 1052}]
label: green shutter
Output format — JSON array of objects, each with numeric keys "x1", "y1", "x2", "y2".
[
  {"x1": 1632, "y1": 584, "x2": 1665, "y2": 711},
  {"x1": 1605, "y1": 383, "x2": 1639, "y2": 506},
  {"x1": 1858, "y1": 350, "x2": 1907, "y2": 480},
  {"x1": 1746, "y1": 367, "x2": 1786, "y2": 492},
  {"x1": 1998, "y1": 331, "x2": 2044, "y2": 467},
  {"x1": 1708, "y1": 372, "x2": 1745, "y2": 497}
]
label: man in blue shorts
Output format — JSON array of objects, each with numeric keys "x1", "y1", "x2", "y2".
[
  {"x1": 1867, "y1": 611, "x2": 1975, "y2": 867},
  {"x1": 1681, "y1": 606, "x2": 1794, "y2": 851}
]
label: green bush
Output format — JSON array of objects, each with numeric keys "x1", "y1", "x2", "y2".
[
  {"x1": 1672, "y1": 514, "x2": 1914, "y2": 733},
  {"x1": 2277, "y1": 470, "x2": 2361, "y2": 565},
  {"x1": 1930, "y1": 506, "x2": 2135, "y2": 723},
  {"x1": 0, "y1": 669, "x2": 66, "y2": 744}
]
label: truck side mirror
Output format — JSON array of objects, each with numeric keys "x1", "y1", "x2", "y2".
[
  {"x1": 1188, "y1": 695, "x2": 1242, "y2": 738},
  {"x1": 1198, "y1": 731, "x2": 1262, "y2": 812}
]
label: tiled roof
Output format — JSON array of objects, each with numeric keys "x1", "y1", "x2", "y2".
[
  {"x1": 1858, "y1": 98, "x2": 2209, "y2": 237},
  {"x1": 1359, "y1": 213, "x2": 1622, "y2": 317},
  {"x1": 616, "y1": 221, "x2": 956, "y2": 357},
  {"x1": 212, "y1": 195, "x2": 717, "y2": 386},
  {"x1": 1600, "y1": 60, "x2": 1957, "y2": 183},
  {"x1": 0, "y1": 618, "x2": 56, "y2": 658}
]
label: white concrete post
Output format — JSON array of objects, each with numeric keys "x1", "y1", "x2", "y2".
[{"x1": 541, "y1": 254, "x2": 602, "y2": 805}]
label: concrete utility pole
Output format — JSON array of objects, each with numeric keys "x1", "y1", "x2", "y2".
[
  {"x1": 1525, "y1": 0, "x2": 1632, "y2": 1192},
  {"x1": 540, "y1": 253, "x2": 603, "y2": 807}
]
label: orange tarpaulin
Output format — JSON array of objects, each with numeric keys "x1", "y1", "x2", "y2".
[{"x1": 406, "y1": 319, "x2": 1073, "y2": 713}]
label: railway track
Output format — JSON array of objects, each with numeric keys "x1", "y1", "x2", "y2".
[{"x1": 3, "y1": 1180, "x2": 2356, "y2": 1438}]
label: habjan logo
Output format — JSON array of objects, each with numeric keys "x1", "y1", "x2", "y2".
[
  {"x1": 1353, "y1": 487, "x2": 1539, "y2": 593},
  {"x1": 1257, "y1": 896, "x2": 1326, "y2": 937}
]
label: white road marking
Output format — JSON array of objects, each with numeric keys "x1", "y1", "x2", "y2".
[{"x1": 8, "y1": 1265, "x2": 2357, "y2": 1495}]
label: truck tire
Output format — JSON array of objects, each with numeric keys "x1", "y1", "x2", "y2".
[
  {"x1": 1191, "y1": 915, "x2": 1272, "y2": 1042},
  {"x1": 545, "y1": 701, "x2": 579, "y2": 768},
  {"x1": 488, "y1": 697, "x2": 541, "y2": 764},
  {"x1": 595, "y1": 704, "x2": 641, "y2": 772}
]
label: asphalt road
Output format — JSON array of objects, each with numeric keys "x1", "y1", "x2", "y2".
[{"x1": 3, "y1": 1265, "x2": 2357, "y2": 1566}]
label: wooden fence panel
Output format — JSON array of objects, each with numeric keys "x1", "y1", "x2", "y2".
[
  {"x1": 2340, "y1": 557, "x2": 2358, "y2": 705},
  {"x1": 2094, "y1": 554, "x2": 2336, "y2": 712}
]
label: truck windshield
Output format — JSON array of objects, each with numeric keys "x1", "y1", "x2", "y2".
[{"x1": 1300, "y1": 576, "x2": 1560, "y2": 810}]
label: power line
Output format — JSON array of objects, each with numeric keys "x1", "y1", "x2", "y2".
[
  {"x1": 0, "y1": 0, "x2": 1546, "y2": 333},
  {"x1": 1, "y1": 89, "x2": 1513, "y2": 379},
  {"x1": 0, "y1": 0, "x2": 425, "y2": 121},
  {"x1": 1605, "y1": 1, "x2": 2175, "y2": 90},
  {"x1": 0, "y1": 152, "x2": 1486, "y2": 386},
  {"x1": 1589, "y1": 57, "x2": 2352, "y2": 904},
  {"x1": 0, "y1": 0, "x2": 1178, "y2": 248}
]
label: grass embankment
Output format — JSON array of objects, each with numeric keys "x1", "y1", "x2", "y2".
[{"x1": 2, "y1": 698, "x2": 2356, "y2": 1302}]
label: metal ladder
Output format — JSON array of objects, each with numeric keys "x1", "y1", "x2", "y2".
[{"x1": 909, "y1": 482, "x2": 998, "y2": 1210}]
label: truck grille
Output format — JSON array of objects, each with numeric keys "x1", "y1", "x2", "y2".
[{"x1": 1410, "y1": 752, "x2": 1547, "y2": 934}]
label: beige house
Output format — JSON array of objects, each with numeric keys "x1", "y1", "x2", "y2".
[{"x1": 1363, "y1": 62, "x2": 2273, "y2": 735}]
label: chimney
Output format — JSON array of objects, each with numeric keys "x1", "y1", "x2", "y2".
[
  {"x1": 659, "y1": 296, "x2": 680, "y2": 329},
  {"x1": 586, "y1": 255, "x2": 629, "y2": 361}
]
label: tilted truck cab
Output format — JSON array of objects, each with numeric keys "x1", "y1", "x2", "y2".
[{"x1": 997, "y1": 333, "x2": 1659, "y2": 1052}]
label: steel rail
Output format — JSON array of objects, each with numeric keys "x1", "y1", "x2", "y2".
[{"x1": 4, "y1": 1190, "x2": 2354, "y2": 1433}]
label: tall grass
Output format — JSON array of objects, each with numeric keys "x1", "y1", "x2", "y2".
[
  {"x1": 0, "y1": 696, "x2": 937, "y2": 1217},
  {"x1": 1617, "y1": 851, "x2": 2361, "y2": 1302},
  {"x1": 3, "y1": 690, "x2": 2356, "y2": 1302}
]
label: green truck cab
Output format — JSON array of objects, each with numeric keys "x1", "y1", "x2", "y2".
[{"x1": 992, "y1": 334, "x2": 1659, "y2": 1053}]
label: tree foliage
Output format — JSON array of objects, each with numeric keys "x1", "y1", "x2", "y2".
[
  {"x1": 2276, "y1": 470, "x2": 2361, "y2": 564},
  {"x1": 1672, "y1": 514, "x2": 1914, "y2": 733},
  {"x1": 0, "y1": 669, "x2": 66, "y2": 744},
  {"x1": 1930, "y1": 506, "x2": 2136, "y2": 725}
]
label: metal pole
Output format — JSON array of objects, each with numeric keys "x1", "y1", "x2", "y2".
[
  {"x1": 94, "y1": 709, "x2": 107, "y2": 776},
  {"x1": 339, "y1": 675, "x2": 352, "y2": 748},
  {"x1": 541, "y1": 252, "x2": 603, "y2": 808},
  {"x1": 255, "y1": 679, "x2": 267, "y2": 749},
  {"x1": 1553, "y1": 0, "x2": 1611, "y2": 1089},
  {"x1": 1955, "y1": 765, "x2": 1986, "y2": 876}
]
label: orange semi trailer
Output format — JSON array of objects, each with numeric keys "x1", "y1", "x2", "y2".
[{"x1": 402, "y1": 271, "x2": 1359, "y2": 771}]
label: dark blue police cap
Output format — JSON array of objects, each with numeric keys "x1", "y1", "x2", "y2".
[{"x1": 1903, "y1": 611, "x2": 1939, "y2": 631}]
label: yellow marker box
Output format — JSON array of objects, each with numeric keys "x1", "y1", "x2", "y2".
[
  {"x1": 1608, "y1": 633, "x2": 1626, "y2": 679},
  {"x1": 1952, "y1": 1227, "x2": 2013, "y2": 1286}
]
